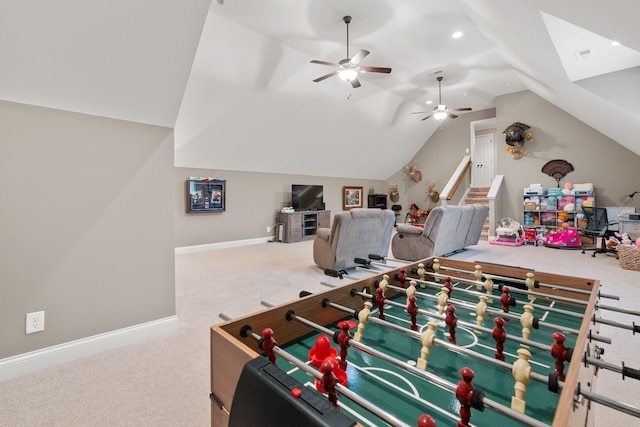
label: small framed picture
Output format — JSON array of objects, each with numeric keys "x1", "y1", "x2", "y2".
[{"x1": 343, "y1": 186, "x2": 363, "y2": 210}]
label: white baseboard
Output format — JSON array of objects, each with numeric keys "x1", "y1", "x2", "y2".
[
  {"x1": 0, "y1": 315, "x2": 179, "y2": 382},
  {"x1": 175, "y1": 237, "x2": 270, "y2": 255}
]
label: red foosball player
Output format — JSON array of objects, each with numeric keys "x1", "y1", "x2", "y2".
[
  {"x1": 492, "y1": 317, "x2": 506, "y2": 361},
  {"x1": 500, "y1": 287, "x2": 512, "y2": 315},
  {"x1": 407, "y1": 295, "x2": 419, "y2": 331},
  {"x1": 375, "y1": 287, "x2": 386, "y2": 320},
  {"x1": 455, "y1": 367, "x2": 475, "y2": 427},
  {"x1": 417, "y1": 414, "x2": 437, "y2": 427},
  {"x1": 445, "y1": 305, "x2": 457, "y2": 344},
  {"x1": 444, "y1": 276, "x2": 453, "y2": 298},
  {"x1": 320, "y1": 358, "x2": 339, "y2": 407},
  {"x1": 398, "y1": 267, "x2": 407, "y2": 287},
  {"x1": 336, "y1": 320, "x2": 352, "y2": 370},
  {"x1": 259, "y1": 327, "x2": 278, "y2": 365},
  {"x1": 550, "y1": 331, "x2": 567, "y2": 381}
]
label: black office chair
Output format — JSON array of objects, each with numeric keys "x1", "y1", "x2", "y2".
[
  {"x1": 391, "y1": 204, "x2": 402, "y2": 226},
  {"x1": 580, "y1": 206, "x2": 619, "y2": 257}
]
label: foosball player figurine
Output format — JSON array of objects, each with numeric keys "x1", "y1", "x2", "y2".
[
  {"x1": 407, "y1": 295, "x2": 419, "y2": 331},
  {"x1": 443, "y1": 276, "x2": 453, "y2": 298},
  {"x1": 525, "y1": 272, "x2": 536, "y2": 301},
  {"x1": 378, "y1": 274, "x2": 390, "y2": 297},
  {"x1": 397, "y1": 267, "x2": 407, "y2": 287},
  {"x1": 492, "y1": 317, "x2": 507, "y2": 361},
  {"x1": 511, "y1": 348, "x2": 532, "y2": 413},
  {"x1": 259, "y1": 327, "x2": 278, "y2": 365},
  {"x1": 417, "y1": 414, "x2": 437, "y2": 427},
  {"x1": 520, "y1": 304, "x2": 535, "y2": 341},
  {"x1": 474, "y1": 265, "x2": 483, "y2": 290},
  {"x1": 475, "y1": 295, "x2": 488, "y2": 328},
  {"x1": 406, "y1": 280, "x2": 417, "y2": 306},
  {"x1": 437, "y1": 287, "x2": 449, "y2": 315},
  {"x1": 445, "y1": 305, "x2": 458, "y2": 344},
  {"x1": 375, "y1": 287, "x2": 386, "y2": 320},
  {"x1": 500, "y1": 286, "x2": 512, "y2": 315},
  {"x1": 455, "y1": 367, "x2": 476, "y2": 427},
  {"x1": 484, "y1": 274, "x2": 494, "y2": 304},
  {"x1": 417, "y1": 321, "x2": 437, "y2": 370},
  {"x1": 320, "y1": 358, "x2": 339, "y2": 407},
  {"x1": 353, "y1": 301, "x2": 373, "y2": 342},
  {"x1": 550, "y1": 331, "x2": 567, "y2": 381},
  {"x1": 336, "y1": 320, "x2": 351, "y2": 370},
  {"x1": 432, "y1": 258, "x2": 440, "y2": 282},
  {"x1": 416, "y1": 262, "x2": 427, "y2": 285}
]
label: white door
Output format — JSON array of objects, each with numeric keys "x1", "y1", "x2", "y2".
[{"x1": 472, "y1": 134, "x2": 493, "y2": 187}]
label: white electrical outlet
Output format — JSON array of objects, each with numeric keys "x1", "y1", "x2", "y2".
[
  {"x1": 26, "y1": 311, "x2": 45, "y2": 334},
  {"x1": 267, "y1": 226, "x2": 271, "y2": 233}
]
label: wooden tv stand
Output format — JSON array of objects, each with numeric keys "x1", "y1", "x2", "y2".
[{"x1": 278, "y1": 210, "x2": 330, "y2": 243}]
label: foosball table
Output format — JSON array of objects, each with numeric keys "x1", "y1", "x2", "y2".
[{"x1": 210, "y1": 257, "x2": 638, "y2": 426}]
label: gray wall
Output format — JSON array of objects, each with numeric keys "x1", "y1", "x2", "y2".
[
  {"x1": 385, "y1": 109, "x2": 497, "y2": 217},
  {"x1": 175, "y1": 168, "x2": 386, "y2": 247},
  {"x1": 0, "y1": 101, "x2": 176, "y2": 359},
  {"x1": 496, "y1": 91, "x2": 640, "y2": 220}
]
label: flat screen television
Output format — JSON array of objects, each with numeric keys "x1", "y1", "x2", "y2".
[{"x1": 292, "y1": 184, "x2": 324, "y2": 211}]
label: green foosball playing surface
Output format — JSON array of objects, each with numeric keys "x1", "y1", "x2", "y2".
[{"x1": 274, "y1": 278, "x2": 583, "y2": 426}]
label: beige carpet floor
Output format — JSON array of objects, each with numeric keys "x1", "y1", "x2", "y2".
[{"x1": 0, "y1": 239, "x2": 638, "y2": 426}]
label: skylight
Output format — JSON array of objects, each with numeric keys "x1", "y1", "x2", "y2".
[{"x1": 541, "y1": 11, "x2": 640, "y2": 82}]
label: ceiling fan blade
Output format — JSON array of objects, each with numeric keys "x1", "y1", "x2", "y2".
[
  {"x1": 447, "y1": 112, "x2": 459, "y2": 119},
  {"x1": 310, "y1": 59, "x2": 339, "y2": 67},
  {"x1": 313, "y1": 71, "x2": 338, "y2": 82},
  {"x1": 351, "y1": 77, "x2": 362, "y2": 88},
  {"x1": 420, "y1": 114, "x2": 434, "y2": 121},
  {"x1": 449, "y1": 107, "x2": 472, "y2": 112},
  {"x1": 349, "y1": 49, "x2": 369, "y2": 65},
  {"x1": 359, "y1": 66, "x2": 392, "y2": 74},
  {"x1": 411, "y1": 111, "x2": 429, "y2": 114}
]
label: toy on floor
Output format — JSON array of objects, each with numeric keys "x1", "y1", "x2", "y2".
[
  {"x1": 544, "y1": 222, "x2": 581, "y2": 249},
  {"x1": 522, "y1": 228, "x2": 545, "y2": 246},
  {"x1": 491, "y1": 218, "x2": 524, "y2": 246}
]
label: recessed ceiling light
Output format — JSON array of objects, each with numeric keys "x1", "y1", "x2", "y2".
[
  {"x1": 463, "y1": 93, "x2": 470, "y2": 97},
  {"x1": 425, "y1": 100, "x2": 433, "y2": 105},
  {"x1": 452, "y1": 31, "x2": 463, "y2": 39},
  {"x1": 611, "y1": 40, "x2": 621, "y2": 46},
  {"x1": 502, "y1": 82, "x2": 512, "y2": 86}
]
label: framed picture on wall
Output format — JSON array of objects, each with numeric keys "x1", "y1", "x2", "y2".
[{"x1": 343, "y1": 186, "x2": 363, "y2": 210}]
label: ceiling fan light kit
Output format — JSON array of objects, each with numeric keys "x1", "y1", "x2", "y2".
[
  {"x1": 412, "y1": 76, "x2": 472, "y2": 121},
  {"x1": 310, "y1": 16, "x2": 391, "y2": 89}
]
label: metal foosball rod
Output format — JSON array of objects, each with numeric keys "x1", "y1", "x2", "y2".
[
  {"x1": 576, "y1": 384, "x2": 640, "y2": 419},
  {"x1": 286, "y1": 308, "x2": 549, "y2": 427},
  {"x1": 399, "y1": 274, "x2": 587, "y2": 321},
  {"x1": 382, "y1": 283, "x2": 583, "y2": 338},
  {"x1": 416, "y1": 269, "x2": 593, "y2": 308},
  {"x1": 346, "y1": 289, "x2": 552, "y2": 352},
  {"x1": 424, "y1": 261, "x2": 619, "y2": 300},
  {"x1": 218, "y1": 314, "x2": 412, "y2": 427}
]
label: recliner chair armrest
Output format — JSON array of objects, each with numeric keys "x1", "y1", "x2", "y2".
[
  {"x1": 316, "y1": 227, "x2": 331, "y2": 241},
  {"x1": 395, "y1": 224, "x2": 424, "y2": 235}
]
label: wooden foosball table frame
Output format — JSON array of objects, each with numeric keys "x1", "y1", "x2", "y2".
[{"x1": 210, "y1": 258, "x2": 601, "y2": 427}]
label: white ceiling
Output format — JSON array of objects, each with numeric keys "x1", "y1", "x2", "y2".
[{"x1": 2, "y1": 0, "x2": 639, "y2": 180}]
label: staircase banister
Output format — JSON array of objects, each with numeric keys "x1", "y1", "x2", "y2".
[
  {"x1": 486, "y1": 175, "x2": 505, "y2": 240},
  {"x1": 487, "y1": 175, "x2": 504, "y2": 199},
  {"x1": 440, "y1": 155, "x2": 471, "y2": 202}
]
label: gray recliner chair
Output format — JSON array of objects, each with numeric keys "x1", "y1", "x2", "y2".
[
  {"x1": 391, "y1": 204, "x2": 489, "y2": 261},
  {"x1": 313, "y1": 208, "x2": 396, "y2": 271}
]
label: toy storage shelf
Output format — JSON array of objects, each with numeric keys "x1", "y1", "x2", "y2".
[{"x1": 523, "y1": 192, "x2": 595, "y2": 231}]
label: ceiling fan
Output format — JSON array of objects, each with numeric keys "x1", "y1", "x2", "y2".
[
  {"x1": 413, "y1": 76, "x2": 472, "y2": 120},
  {"x1": 310, "y1": 15, "x2": 392, "y2": 89}
]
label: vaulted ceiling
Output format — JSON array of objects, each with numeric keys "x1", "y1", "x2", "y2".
[{"x1": 2, "y1": 0, "x2": 638, "y2": 180}]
